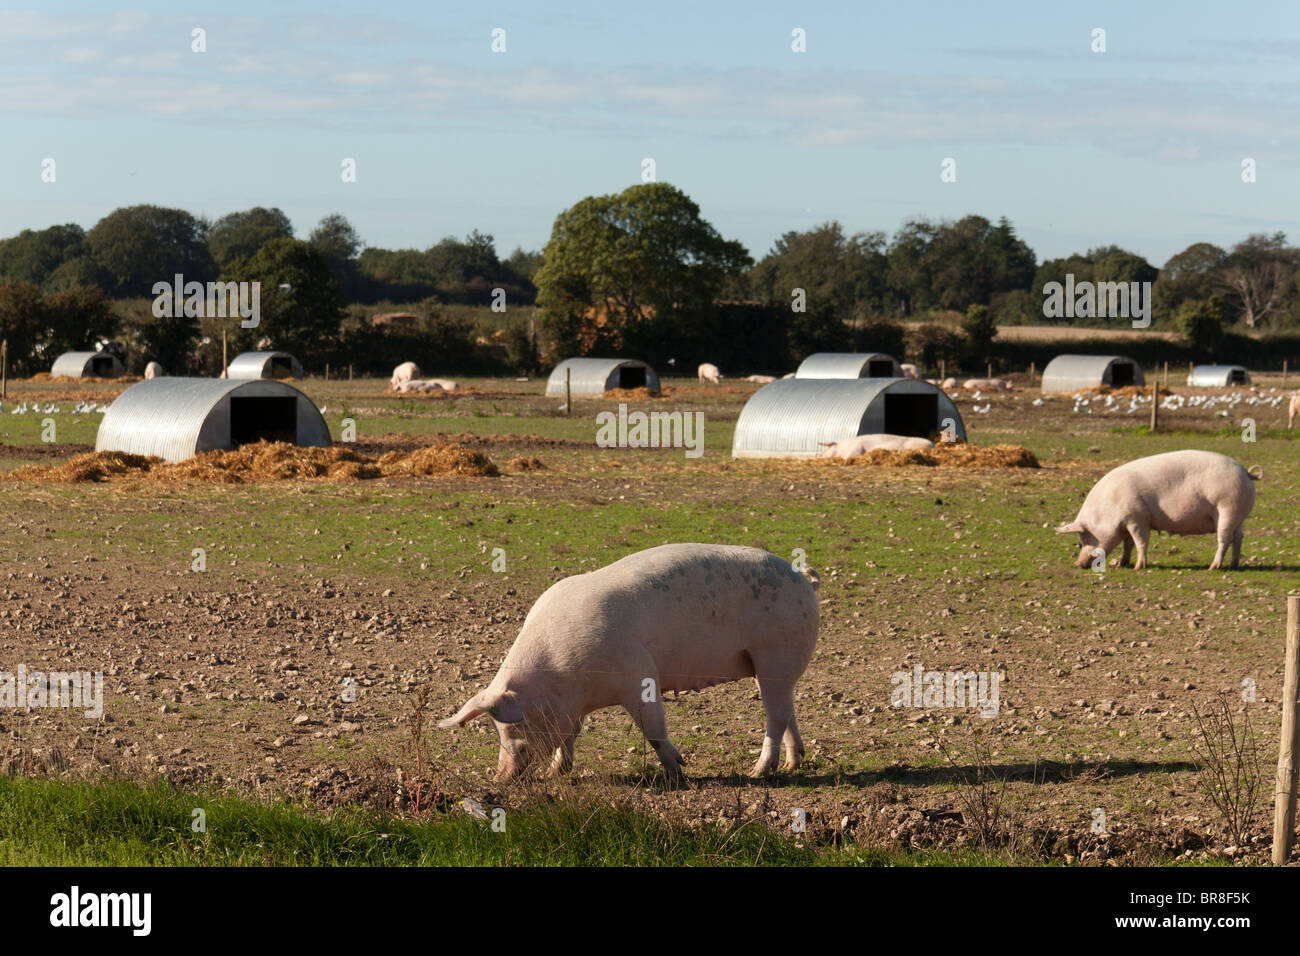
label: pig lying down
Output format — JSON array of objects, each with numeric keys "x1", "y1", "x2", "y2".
[
  {"x1": 817, "y1": 434, "x2": 934, "y2": 458},
  {"x1": 1056, "y1": 450, "x2": 1261, "y2": 570},
  {"x1": 440, "y1": 543, "x2": 820, "y2": 781}
]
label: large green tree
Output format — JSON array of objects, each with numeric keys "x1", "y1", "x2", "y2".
[
  {"x1": 750, "y1": 222, "x2": 889, "y2": 318},
  {"x1": 86, "y1": 205, "x2": 216, "y2": 297},
  {"x1": 224, "y1": 237, "x2": 344, "y2": 358},
  {"x1": 535, "y1": 182, "x2": 751, "y2": 358},
  {"x1": 208, "y1": 207, "x2": 294, "y2": 268}
]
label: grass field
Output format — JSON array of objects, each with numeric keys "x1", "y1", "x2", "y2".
[{"x1": 0, "y1": 372, "x2": 1294, "y2": 865}]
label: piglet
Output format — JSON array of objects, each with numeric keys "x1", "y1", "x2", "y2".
[
  {"x1": 440, "y1": 543, "x2": 820, "y2": 781},
  {"x1": 816, "y1": 434, "x2": 934, "y2": 458},
  {"x1": 1056, "y1": 450, "x2": 1261, "y2": 570}
]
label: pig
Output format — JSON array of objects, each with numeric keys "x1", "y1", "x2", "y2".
[
  {"x1": 698, "y1": 363, "x2": 721, "y2": 384},
  {"x1": 426, "y1": 378, "x2": 457, "y2": 391},
  {"x1": 1289, "y1": 391, "x2": 1300, "y2": 429},
  {"x1": 391, "y1": 361, "x2": 420, "y2": 389},
  {"x1": 144, "y1": 361, "x2": 164, "y2": 379},
  {"x1": 962, "y1": 377, "x2": 1011, "y2": 391},
  {"x1": 745, "y1": 374, "x2": 776, "y2": 384},
  {"x1": 1055, "y1": 450, "x2": 1262, "y2": 570},
  {"x1": 899, "y1": 363, "x2": 921, "y2": 379},
  {"x1": 816, "y1": 434, "x2": 935, "y2": 458},
  {"x1": 940, "y1": 377, "x2": 957, "y2": 390},
  {"x1": 439, "y1": 543, "x2": 820, "y2": 782}
]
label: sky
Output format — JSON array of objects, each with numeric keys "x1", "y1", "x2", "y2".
[{"x1": 2, "y1": 1, "x2": 1299, "y2": 267}]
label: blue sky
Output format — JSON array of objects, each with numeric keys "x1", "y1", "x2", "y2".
[{"x1": 2, "y1": 1, "x2": 1298, "y2": 266}]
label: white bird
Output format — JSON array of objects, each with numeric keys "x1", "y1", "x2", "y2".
[
  {"x1": 973, "y1": 403, "x2": 991, "y2": 414},
  {"x1": 1031, "y1": 397, "x2": 1044, "y2": 406}
]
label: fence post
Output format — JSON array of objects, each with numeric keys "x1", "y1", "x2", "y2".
[
  {"x1": 1149, "y1": 382, "x2": 1158, "y2": 433},
  {"x1": 1163, "y1": 361, "x2": 1168, "y2": 387},
  {"x1": 1028, "y1": 361, "x2": 1035, "y2": 384},
  {"x1": 325, "y1": 363, "x2": 330, "y2": 381},
  {"x1": 1284, "y1": 360, "x2": 1289, "y2": 387},
  {"x1": 565, "y1": 367, "x2": 572, "y2": 416},
  {"x1": 1, "y1": 339, "x2": 6, "y2": 400},
  {"x1": 1273, "y1": 594, "x2": 1300, "y2": 865}
]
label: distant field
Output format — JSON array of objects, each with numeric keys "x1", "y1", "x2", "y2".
[{"x1": 995, "y1": 325, "x2": 1184, "y2": 342}]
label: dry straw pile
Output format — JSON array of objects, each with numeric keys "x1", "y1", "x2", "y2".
[
  {"x1": 818, "y1": 443, "x2": 1039, "y2": 469},
  {"x1": 4, "y1": 441, "x2": 502, "y2": 483}
]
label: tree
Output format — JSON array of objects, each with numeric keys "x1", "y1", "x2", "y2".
[
  {"x1": 0, "y1": 280, "x2": 45, "y2": 375},
  {"x1": 0, "y1": 224, "x2": 93, "y2": 288},
  {"x1": 86, "y1": 205, "x2": 216, "y2": 297},
  {"x1": 750, "y1": 222, "x2": 889, "y2": 319},
  {"x1": 208, "y1": 207, "x2": 294, "y2": 268},
  {"x1": 224, "y1": 238, "x2": 344, "y2": 358},
  {"x1": 1154, "y1": 243, "x2": 1227, "y2": 318},
  {"x1": 504, "y1": 247, "x2": 544, "y2": 283},
  {"x1": 309, "y1": 214, "x2": 362, "y2": 266},
  {"x1": 963, "y1": 303, "x2": 997, "y2": 366},
  {"x1": 1215, "y1": 233, "x2": 1299, "y2": 329},
  {"x1": 1177, "y1": 299, "x2": 1228, "y2": 354},
  {"x1": 535, "y1": 183, "x2": 751, "y2": 359},
  {"x1": 41, "y1": 285, "x2": 117, "y2": 358}
]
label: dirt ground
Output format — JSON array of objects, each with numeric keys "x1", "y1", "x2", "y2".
[{"x1": 1, "y1": 376, "x2": 1297, "y2": 864}]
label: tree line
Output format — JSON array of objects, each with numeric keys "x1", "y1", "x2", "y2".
[{"x1": 1, "y1": 187, "x2": 1297, "y2": 377}]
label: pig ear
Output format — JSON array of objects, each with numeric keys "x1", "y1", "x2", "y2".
[
  {"x1": 437, "y1": 689, "x2": 525, "y2": 729},
  {"x1": 1055, "y1": 520, "x2": 1085, "y2": 534}
]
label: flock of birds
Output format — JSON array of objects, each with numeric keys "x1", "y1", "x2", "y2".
[
  {"x1": 944, "y1": 385, "x2": 1291, "y2": 419},
  {"x1": 1, "y1": 401, "x2": 111, "y2": 415},
  {"x1": 1069, "y1": 388, "x2": 1288, "y2": 417}
]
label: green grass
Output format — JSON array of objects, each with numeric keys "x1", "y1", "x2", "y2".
[{"x1": 0, "y1": 775, "x2": 1017, "y2": 866}]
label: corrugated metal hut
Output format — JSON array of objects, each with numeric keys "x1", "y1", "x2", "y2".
[
  {"x1": 795, "y1": 352, "x2": 902, "y2": 379},
  {"x1": 50, "y1": 351, "x2": 124, "y2": 379},
  {"x1": 226, "y1": 351, "x2": 303, "y2": 380},
  {"x1": 732, "y1": 378, "x2": 965, "y2": 458},
  {"x1": 1040, "y1": 354, "x2": 1144, "y2": 393},
  {"x1": 1187, "y1": 364, "x2": 1250, "y2": 386},
  {"x1": 95, "y1": 378, "x2": 331, "y2": 462},
  {"x1": 545, "y1": 358, "x2": 660, "y2": 397}
]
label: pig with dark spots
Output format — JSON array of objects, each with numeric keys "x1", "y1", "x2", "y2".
[
  {"x1": 440, "y1": 543, "x2": 820, "y2": 781},
  {"x1": 1055, "y1": 450, "x2": 1261, "y2": 570}
]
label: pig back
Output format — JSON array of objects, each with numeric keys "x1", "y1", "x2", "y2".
[{"x1": 516, "y1": 544, "x2": 819, "y2": 685}]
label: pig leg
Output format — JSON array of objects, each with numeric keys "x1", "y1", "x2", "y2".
[
  {"x1": 546, "y1": 717, "x2": 579, "y2": 776},
  {"x1": 1127, "y1": 521, "x2": 1149, "y2": 570},
  {"x1": 1210, "y1": 512, "x2": 1244, "y2": 570},
  {"x1": 752, "y1": 676, "x2": 796, "y2": 777},
  {"x1": 782, "y1": 713, "x2": 805, "y2": 772},
  {"x1": 1119, "y1": 534, "x2": 1134, "y2": 568},
  {"x1": 624, "y1": 695, "x2": 685, "y2": 782}
]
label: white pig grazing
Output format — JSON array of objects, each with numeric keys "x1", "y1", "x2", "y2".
[
  {"x1": 816, "y1": 434, "x2": 934, "y2": 458},
  {"x1": 1056, "y1": 450, "x2": 1262, "y2": 570},
  {"x1": 698, "y1": 363, "x2": 721, "y2": 384},
  {"x1": 144, "y1": 361, "x2": 164, "y2": 379},
  {"x1": 940, "y1": 377, "x2": 957, "y2": 390},
  {"x1": 1289, "y1": 391, "x2": 1300, "y2": 429},
  {"x1": 391, "y1": 361, "x2": 420, "y2": 389},
  {"x1": 440, "y1": 543, "x2": 820, "y2": 781},
  {"x1": 899, "y1": 363, "x2": 921, "y2": 379}
]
